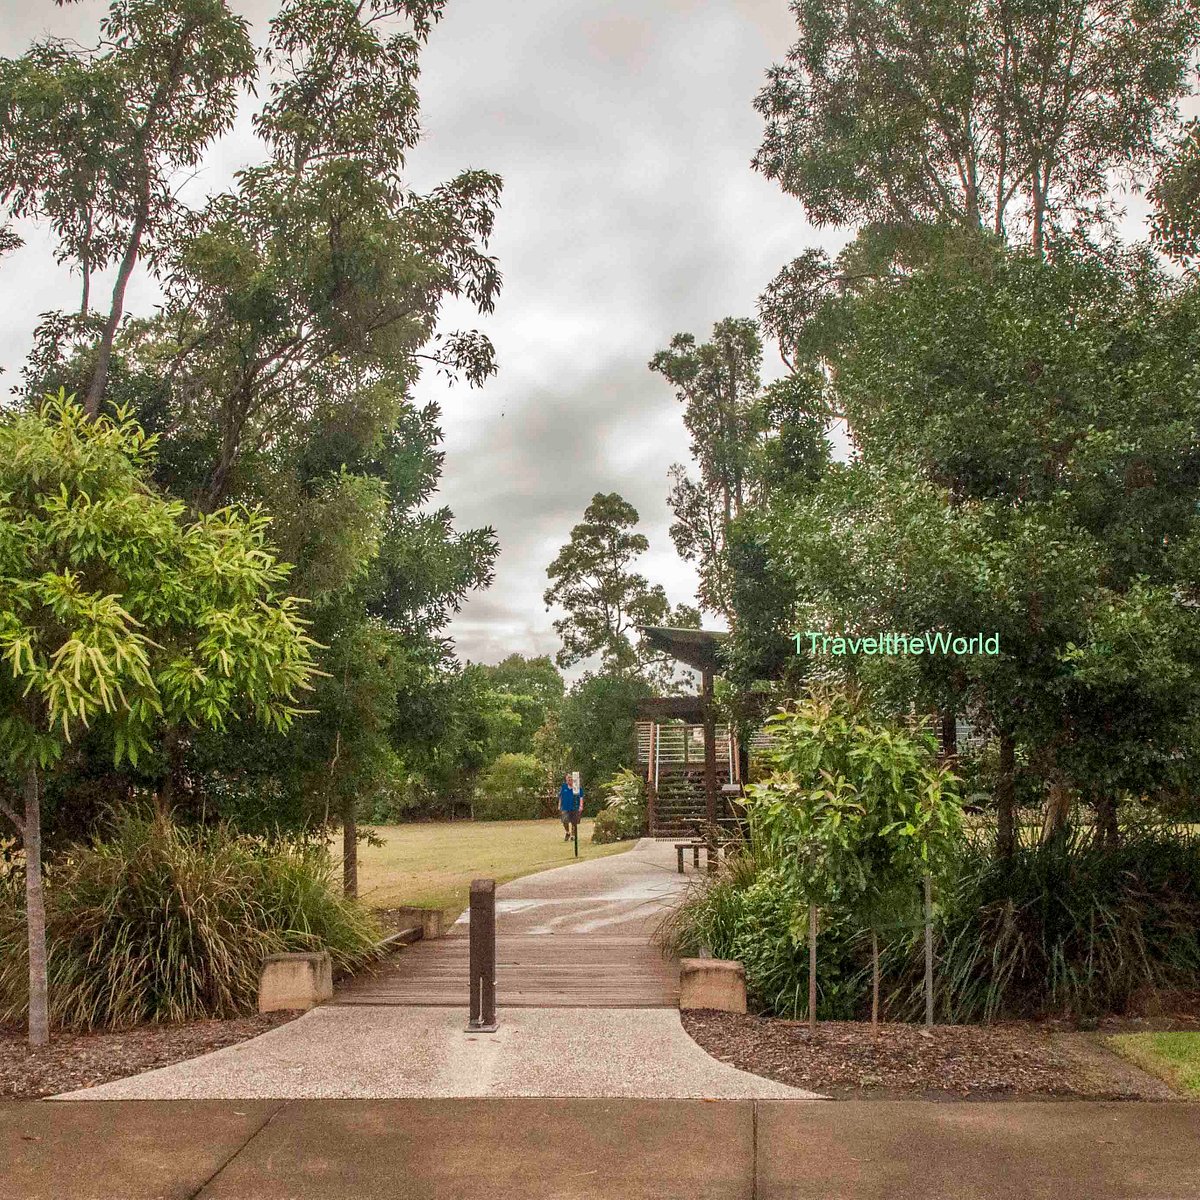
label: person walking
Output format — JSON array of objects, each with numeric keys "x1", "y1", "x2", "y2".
[{"x1": 559, "y1": 772, "x2": 582, "y2": 840}]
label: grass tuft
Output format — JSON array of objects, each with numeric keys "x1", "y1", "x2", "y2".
[
  {"x1": 1108, "y1": 1032, "x2": 1200, "y2": 1095},
  {"x1": 0, "y1": 811, "x2": 381, "y2": 1030}
]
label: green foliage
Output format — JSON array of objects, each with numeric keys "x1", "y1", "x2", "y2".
[
  {"x1": 754, "y1": 0, "x2": 1200, "y2": 353},
  {"x1": 591, "y1": 768, "x2": 647, "y2": 843},
  {"x1": 544, "y1": 493, "x2": 674, "y2": 677},
  {"x1": 531, "y1": 711, "x2": 569, "y2": 792},
  {"x1": 0, "y1": 810, "x2": 380, "y2": 1029},
  {"x1": 666, "y1": 823, "x2": 1200, "y2": 1022},
  {"x1": 667, "y1": 691, "x2": 965, "y2": 1018},
  {"x1": 3, "y1": 1, "x2": 503, "y2": 842},
  {"x1": 661, "y1": 850, "x2": 864, "y2": 1019},
  {"x1": 925, "y1": 826, "x2": 1200, "y2": 1022},
  {"x1": 739, "y1": 249, "x2": 1200, "y2": 833},
  {"x1": 464, "y1": 655, "x2": 564, "y2": 759},
  {"x1": 558, "y1": 672, "x2": 653, "y2": 796},
  {"x1": 0, "y1": 394, "x2": 316, "y2": 776},
  {"x1": 473, "y1": 752, "x2": 548, "y2": 821},
  {"x1": 0, "y1": 0, "x2": 257, "y2": 345},
  {"x1": 1151, "y1": 122, "x2": 1200, "y2": 263},
  {"x1": 747, "y1": 691, "x2": 962, "y2": 914}
]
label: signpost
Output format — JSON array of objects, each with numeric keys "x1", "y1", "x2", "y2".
[{"x1": 571, "y1": 771, "x2": 581, "y2": 858}]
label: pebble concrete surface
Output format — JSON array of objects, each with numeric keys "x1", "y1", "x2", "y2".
[{"x1": 57, "y1": 1004, "x2": 818, "y2": 1100}]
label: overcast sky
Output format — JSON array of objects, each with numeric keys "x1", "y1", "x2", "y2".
[
  {"x1": 0, "y1": 2, "x2": 1167, "y2": 677},
  {"x1": 402, "y1": 0, "x2": 829, "y2": 670}
]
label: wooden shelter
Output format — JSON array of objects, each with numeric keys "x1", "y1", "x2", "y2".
[{"x1": 635, "y1": 627, "x2": 743, "y2": 841}]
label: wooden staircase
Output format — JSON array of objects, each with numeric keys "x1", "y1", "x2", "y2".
[{"x1": 649, "y1": 767, "x2": 742, "y2": 839}]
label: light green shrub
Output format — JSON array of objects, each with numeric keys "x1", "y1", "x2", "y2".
[
  {"x1": 591, "y1": 768, "x2": 647, "y2": 843},
  {"x1": 473, "y1": 753, "x2": 549, "y2": 820}
]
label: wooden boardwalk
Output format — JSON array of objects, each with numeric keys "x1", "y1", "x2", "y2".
[
  {"x1": 332, "y1": 839, "x2": 690, "y2": 1010},
  {"x1": 331, "y1": 934, "x2": 680, "y2": 1008}
]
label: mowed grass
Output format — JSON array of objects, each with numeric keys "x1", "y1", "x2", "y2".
[
  {"x1": 351, "y1": 819, "x2": 636, "y2": 917},
  {"x1": 1108, "y1": 1032, "x2": 1200, "y2": 1096}
]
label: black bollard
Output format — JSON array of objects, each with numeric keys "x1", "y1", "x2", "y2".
[{"x1": 467, "y1": 877, "x2": 498, "y2": 1032}]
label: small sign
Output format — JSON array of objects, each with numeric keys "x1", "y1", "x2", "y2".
[{"x1": 570, "y1": 771, "x2": 581, "y2": 793}]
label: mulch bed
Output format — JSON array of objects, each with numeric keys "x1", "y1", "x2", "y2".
[
  {"x1": 0, "y1": 1011, "x2": 299, "y2": 1101},
  {"x1": 682, "y1": 1010, "x2": 1176, "y2": 1100}
]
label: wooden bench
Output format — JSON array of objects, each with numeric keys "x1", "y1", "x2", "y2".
[{"x1": 675, "y1": 840, "x2": 716, "y2": 874}]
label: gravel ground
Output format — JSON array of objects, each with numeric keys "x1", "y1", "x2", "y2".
[
  {"x1": 681, "y1": 1011, "x2": 1176, "y2": 1101},
  {"x1": 0, "y1": 1013, "x2": 298, "y2": 1101}
]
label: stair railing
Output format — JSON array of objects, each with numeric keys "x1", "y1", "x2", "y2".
[{"x1": 654, "y1": 721, "x2": 661, "y2": 792}]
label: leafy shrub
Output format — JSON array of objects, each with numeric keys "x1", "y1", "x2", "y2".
[
  {"x1": 687, "y1": 691, "x2": 960, "y2": 1018},
  {"x1": 0, "y1": 812, "x2": 381, "y2": 1030},
  {"x1": 665, "y1": 823, "x2": 1200, "y2": 1022},
  {"x1": 661, "y1": 847, "x2": 873, "y2": 1018},
  {"x1": 473, "y1": 753, "x2": 549, "y2": 820},
  {"x1": 918, "y1": 825, "x2": 1200, "y2": 1022},
  {"x1": 747, "y1": 691, "x2": 962, "y2": 897},
  {"x1": 591, "y1": 768, "x2": 647, "y2": 843}
]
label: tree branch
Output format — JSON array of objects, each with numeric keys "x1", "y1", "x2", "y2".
[{"x1": 0, "y1": 791, "x2": 24, "y2": 836}]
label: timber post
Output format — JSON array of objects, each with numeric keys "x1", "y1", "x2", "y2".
[
  {"x1": 701, "y1": 668, "x2": 718, "y2": 857},
  {"x1": 467, "y1": 878, "x2": 498, "y2": 1032}
]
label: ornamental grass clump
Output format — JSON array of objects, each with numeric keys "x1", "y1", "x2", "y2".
[
  {"x1": 0, "y1": 811, "x2": 380, "y2": 1030},
  {"x1": 921, "y1": 823, "x2": 1200, "y2": 1023}
]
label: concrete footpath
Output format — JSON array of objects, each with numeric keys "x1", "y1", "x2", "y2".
[
  {"x1": 60, "y1": 1005, "x2": 812, "y2": 1100},
  {"x1": 58, "y1": 839, "x2": 813, "y2": 1101},
  {"x1": 5, "y1": 1097, "x2": 1200, "y2": 1199}
]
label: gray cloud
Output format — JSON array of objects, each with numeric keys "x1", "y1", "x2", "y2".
[{"x1": 406, "y1": 1, "x2": 832, "y2": 673}]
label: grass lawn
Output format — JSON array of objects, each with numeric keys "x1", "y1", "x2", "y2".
[
  {"x1": 1108, "y1": 1032, "x2": 1200, "y2": 1096},
  {"x1": 352, "y1": 819, "x2": 635, "y2": 917}
]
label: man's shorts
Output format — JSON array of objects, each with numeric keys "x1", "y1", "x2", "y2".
[{"x1": 561, "y1": 808, "x2": 580, "y2": 826}]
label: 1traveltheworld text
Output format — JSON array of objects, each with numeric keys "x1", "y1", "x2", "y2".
[{"x1": 794, "y1": 631, "x2": 1001, "y2": 656}]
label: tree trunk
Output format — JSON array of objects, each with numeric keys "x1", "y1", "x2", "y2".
[
  {"x1": 24, "y1": 766, "x2": 49, "y2": 1047},
  {"x1": 996, "y1": 731, "x2": 1016, "y2": 858},
  {"x1": 923, "y1": 875, "x2": 934, "y2": 1029},
  {"x1": 1096, "y1": 791, "x2": 1119, "y2": 850},
  {"x1": 1040, "y1": 778, "x2": 1072, "y2": 844},
  {"x1": 939, "y1": 710, "x2": 957, "y2": 762},
  {"x1": 84, "y1": 204, "x2": 149, "y2": 418},
  {"x1": 342, "y1": 798, "x2": 358, "y2": 899},
  {"x1": 871, "y1": 929, "x2": 880, "y2": 1035},
  {"x1": 1031, "y1": 169, "x2": 1046, "y2": 261},
  {"x1": 701, "y1": 669, "x2": 718, "y2": 858},
  {"x1": 807, "y1": 901, "x2": 817, "y2": 1032}
]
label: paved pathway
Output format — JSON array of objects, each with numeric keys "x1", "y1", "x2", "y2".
[
  {"x1": 334, "y1": 836, "x2": 687, "y2": 1007},
  {"x1": 59, "y1": 1005, "x2": 809, "y2": 1099},
  {"x1": 60, "y1": 838, "x2": 818, "y2": 1100},
  {"x1": 8, "y1": 1098, "x2": 1200, "y2": 1199}
]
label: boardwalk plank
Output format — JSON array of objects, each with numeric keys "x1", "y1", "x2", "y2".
[{"x1": 333, "y1": 933, "x2": 681, "y2": 1008}]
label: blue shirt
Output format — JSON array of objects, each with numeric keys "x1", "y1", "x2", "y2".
[{"x1": 559, "y1": 782, "x2": 581, "y2": 812}]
